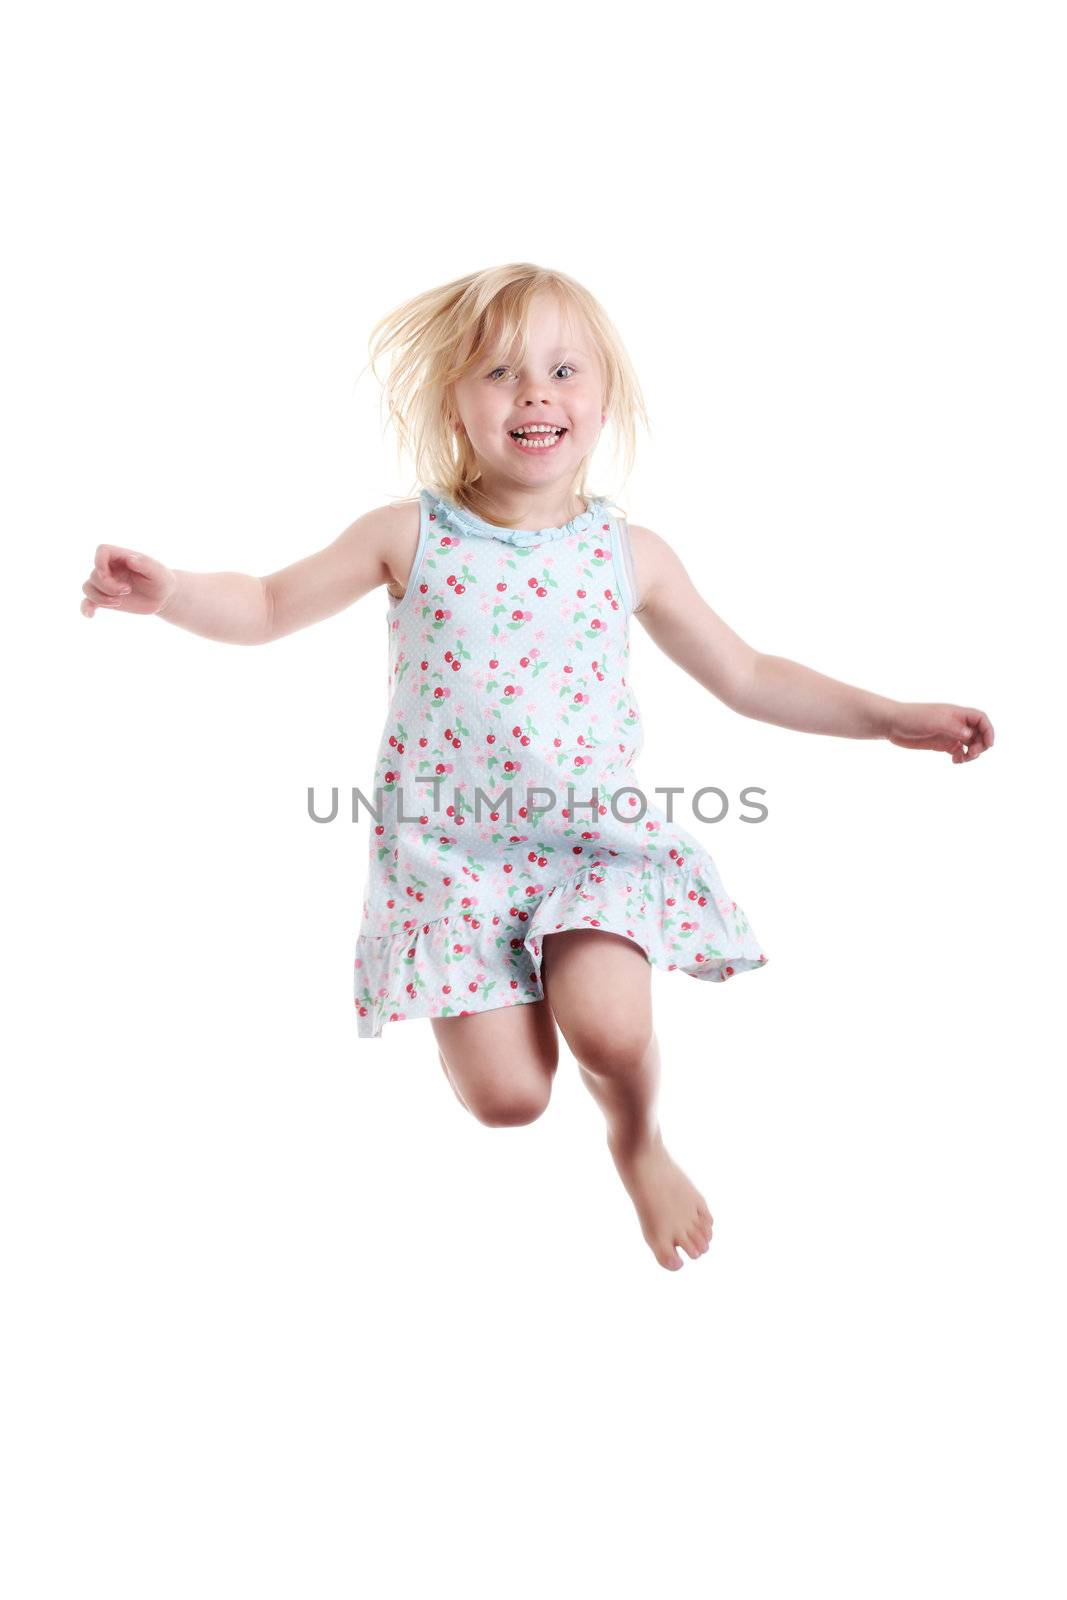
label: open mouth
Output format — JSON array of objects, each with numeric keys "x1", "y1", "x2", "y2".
[{"x1": 508, "y1": 426, "x2": 567, "y2": 451}]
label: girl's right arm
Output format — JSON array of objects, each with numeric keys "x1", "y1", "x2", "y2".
[{"x1": 79, "y1": 502, "x2": 419, "y2": 643}]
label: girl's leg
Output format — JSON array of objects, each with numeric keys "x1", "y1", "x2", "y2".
[
  {"x1": 540, "y1": 929, "x2": 713, "y2": 1271},
  {"x1": 431, "y1": 999, "x2": 559, "y2": 1127}
]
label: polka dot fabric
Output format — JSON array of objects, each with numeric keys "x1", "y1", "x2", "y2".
[{"x1": 353, "y1": 487, "x2": 768, "y2": 1038}]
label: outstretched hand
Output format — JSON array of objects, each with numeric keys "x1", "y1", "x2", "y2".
[
  {"x1": 81, "y1": 544, "x2": 177, "y2": 618},
  {"x1": 884, "y1": 702, "x2": 994, "y2": 763}
]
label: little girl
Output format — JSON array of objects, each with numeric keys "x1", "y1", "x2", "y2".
[{"x1": 80, "y1": 263, "x2": 994, "y2": 1271}]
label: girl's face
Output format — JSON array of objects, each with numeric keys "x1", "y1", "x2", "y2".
[{"x1": 450, "y1": 293, "x2": 606, "y2": 497}]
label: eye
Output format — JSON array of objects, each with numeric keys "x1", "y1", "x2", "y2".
[{"x1": 488, "y1": 363, "x2": 576, "y2": 380}]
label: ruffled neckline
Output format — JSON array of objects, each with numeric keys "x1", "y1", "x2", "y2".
[{"x1": 427, "y1": 488, "x2": 604, "y2": 548}]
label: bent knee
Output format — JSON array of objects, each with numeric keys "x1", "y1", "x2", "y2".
[
  {"x1": 468, "y1": 1083, "x2": 552, "y2": 1128},
  {"x1": 568, "y1": 1021, "x2": 653, "y2": 1076}
]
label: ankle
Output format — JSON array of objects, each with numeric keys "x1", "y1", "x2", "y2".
[{"x1": 607, "y1": 1120, "x2": 663, "y2": 1159}]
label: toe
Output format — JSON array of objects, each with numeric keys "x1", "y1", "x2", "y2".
[
  {"x1": 686, "y1": 1228, "x2": 707, "y2": 1257},
  {"x1": 658, "y1": 1243, "x2": 683, "y2": 1270}
]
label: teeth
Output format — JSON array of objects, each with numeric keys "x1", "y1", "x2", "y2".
[{"x1": 510, "y1": 425, "x2": 564, "y2": 449}]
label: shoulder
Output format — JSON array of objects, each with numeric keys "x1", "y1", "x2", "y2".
[
  {"x1": 618, "y1": 520, "x2": 680, "y2": 616},
  {"x1": 356, "y1": 496, "x2": 422, "y2": 598}
]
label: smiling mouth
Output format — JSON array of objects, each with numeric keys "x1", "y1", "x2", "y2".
[{"x1": 508, "y1": 427, "x2": 567, "y2": 450}]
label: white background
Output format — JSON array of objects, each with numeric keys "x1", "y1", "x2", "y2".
[{"x1": 4, "y1": 2, "x2": 1065, "y2": 1595}]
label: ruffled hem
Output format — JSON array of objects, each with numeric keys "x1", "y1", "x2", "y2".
[{"x1": 353, "y1": 860, "x2": 768, "y2": 1040}]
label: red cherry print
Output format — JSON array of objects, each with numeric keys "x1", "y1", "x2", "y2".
[
  {"x1": 451, "y1": 659, "x2": 460, "y2": 671},
  {"x1": 536, "y1": 587, "x2": 547, "y2": 597},
  {"x1": 455, "y1": 584, "x2": 465, "y2": 594},
  {"x1": 486, "y1": 733, "x2": 496, "y2": 744},
  {"x1": 577, "y1": 589, "x2": 586, "y2": 598},
  {"x1": 496, "y1": 583, "x2": 506, "y2": 592},
  {"x1": 489, "y1": 658, "x2": 499, "y2": 668},
  {"x1": 447, "y1": 574, "x2": 456, "y2": 587}
]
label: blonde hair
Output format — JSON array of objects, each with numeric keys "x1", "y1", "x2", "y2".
[{"x1": 364, "y1": 262, "x2": 649, "y2": 520}]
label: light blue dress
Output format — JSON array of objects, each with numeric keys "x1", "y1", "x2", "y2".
[{"x1": 354, "y1": 487, "x2": 767, "y2": 1037}]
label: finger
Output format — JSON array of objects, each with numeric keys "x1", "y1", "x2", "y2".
[
  {"x1": 119, "y1": 549, "x2": 155, "y2": 576},
  {"x1": 82, "y1": 578, "x2": 124, "y2": 606},
  {"x1": 94, "y1": 544, "x2": 122, "y2": 583},
  {"x1": 962, "y1": 710, "x2": 992, "y2": 760},
  {"x1": 91, "y1": 564, "x2": 132, "y2": 597}
]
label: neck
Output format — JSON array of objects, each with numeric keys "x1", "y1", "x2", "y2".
[{"x1": 463, "y1": 474, "x2": 588, "y2": 532}]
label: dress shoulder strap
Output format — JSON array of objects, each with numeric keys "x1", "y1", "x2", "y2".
[{"x1": 608, "y1": 511, "x2": 639, "y2": 615}]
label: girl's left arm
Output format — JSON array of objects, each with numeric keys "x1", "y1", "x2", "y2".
[{"x1": 628, "y1": 524, "x2": 994, "y2": 764}]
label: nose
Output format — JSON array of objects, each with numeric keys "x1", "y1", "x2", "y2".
[{"x1": 516, "y1": 375, "x2": 555, "y2": 406}]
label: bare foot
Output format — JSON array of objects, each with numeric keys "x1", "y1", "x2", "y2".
[{"x1": 607, "y1": 1129, "x2": 714, "y2": 1270}]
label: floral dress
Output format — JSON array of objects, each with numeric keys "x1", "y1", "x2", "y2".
[{"x1": 353, "y1": 486, "x2": 768, "y2": 1038}]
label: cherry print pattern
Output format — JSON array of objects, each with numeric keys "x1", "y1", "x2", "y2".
[{"x1": 353, "y1": 488, "x2": 767, "y2": 1037}]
